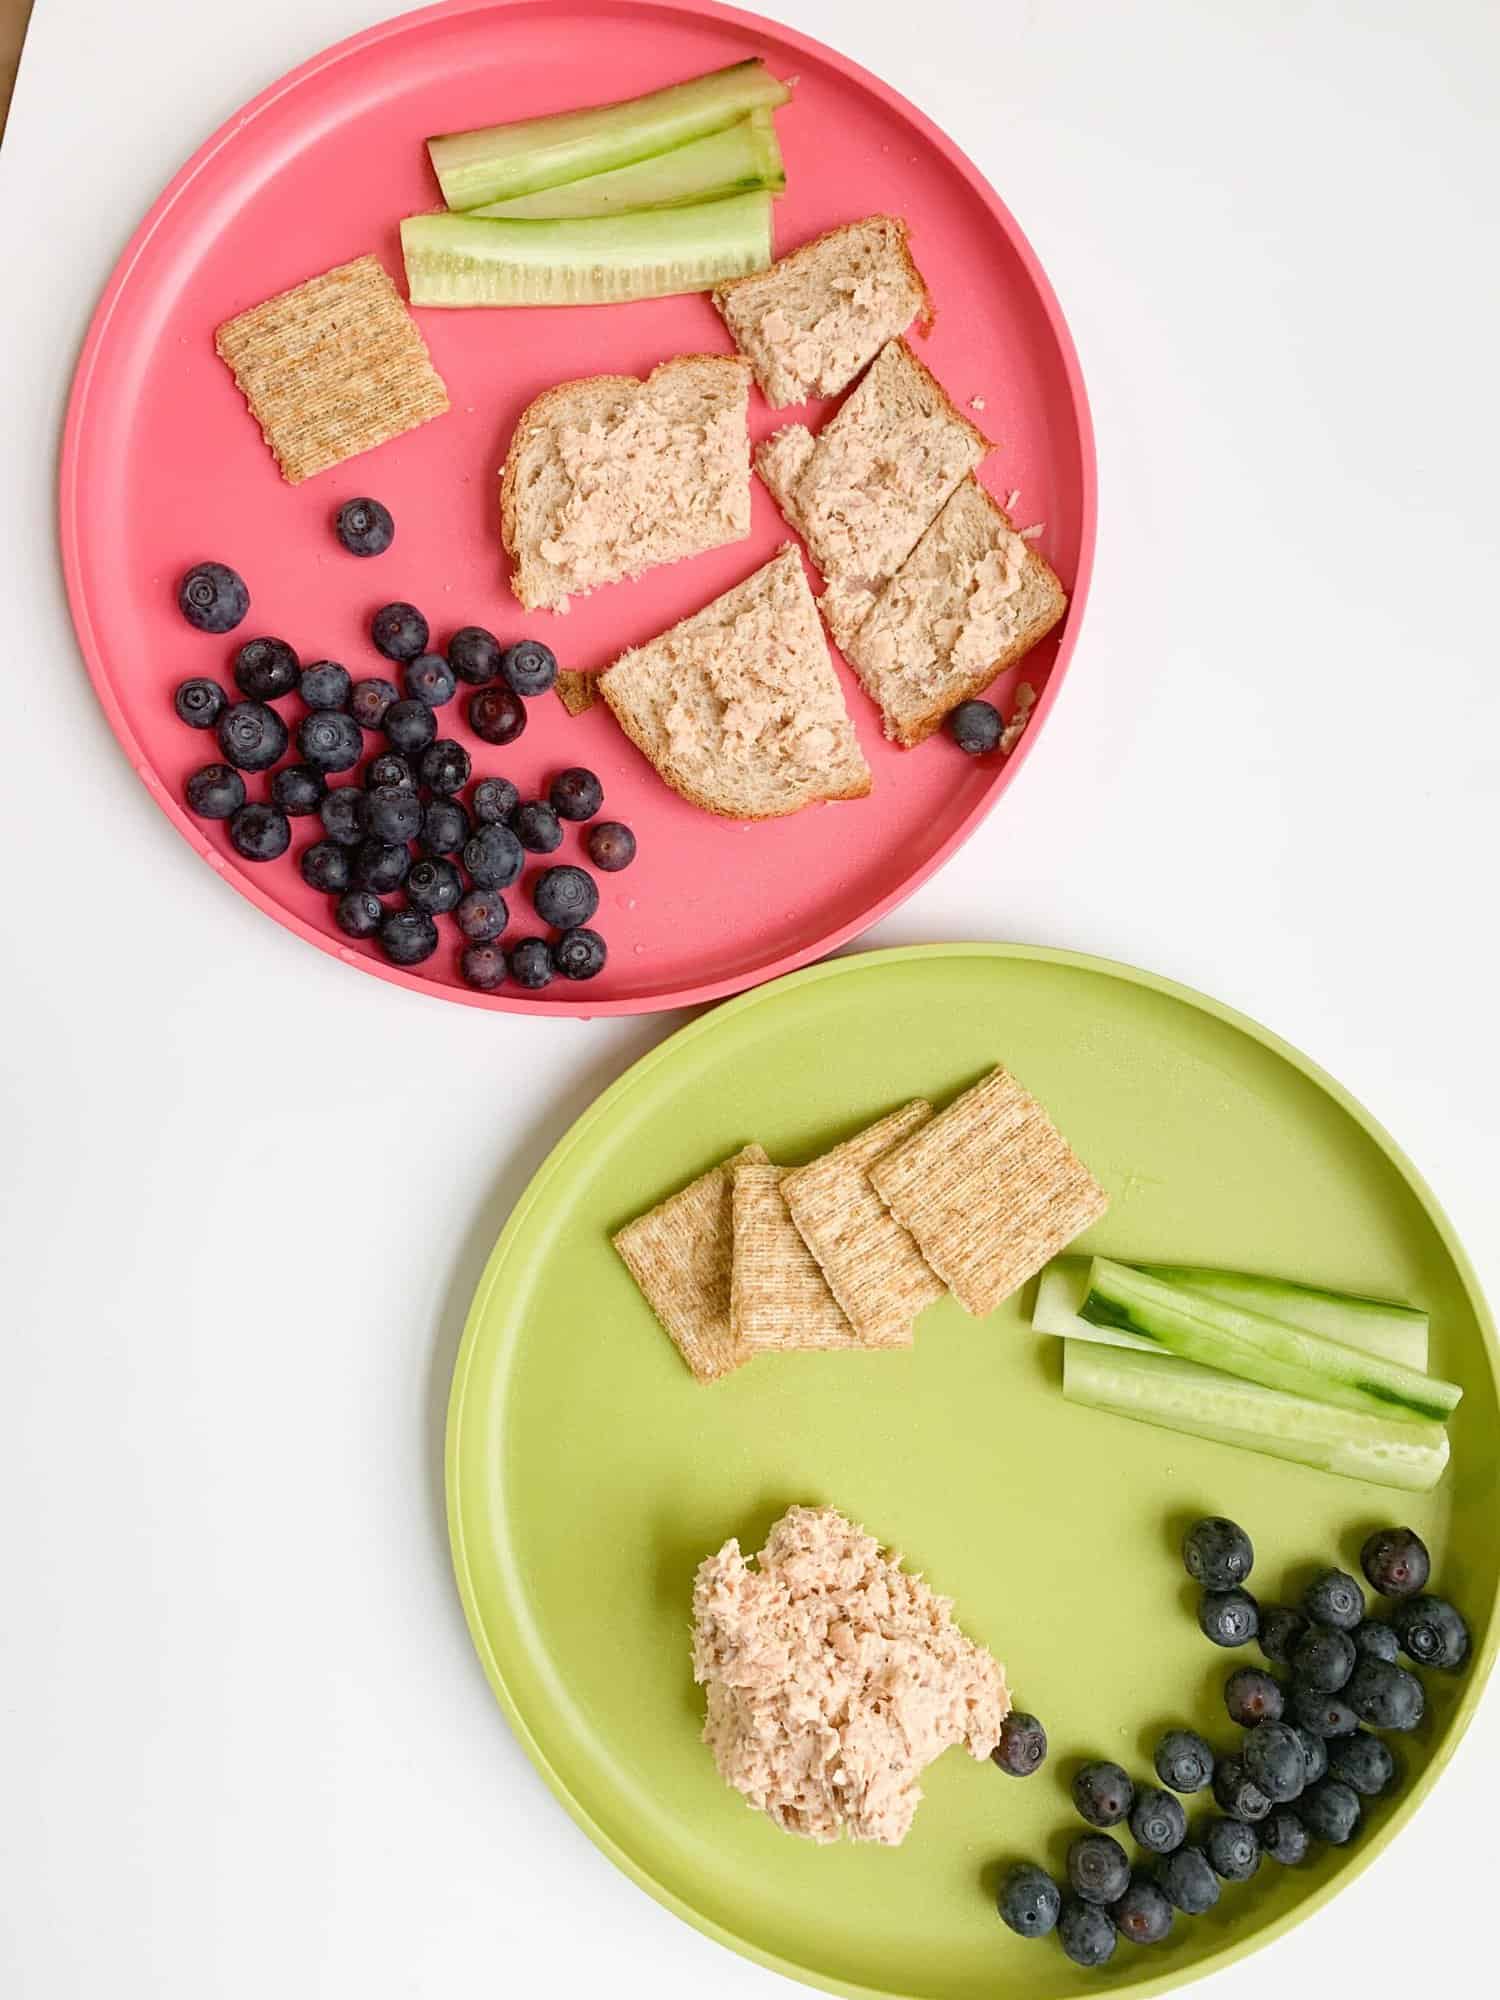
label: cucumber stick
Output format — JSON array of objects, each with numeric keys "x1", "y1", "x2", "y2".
[
  {"x1": 469, "y1": 114, "x2": 784, "y2": 220},
  {"x1": 1080, "y1": 1257, "x2": 1460, "y2": 1426},
  {"x1": 428, "y1": 59, "x2": 792, "y2": 210},
  {"x1": 1034, "y1": 1257, "x2": 1429, "y2": 1371},
  {"x1": 1063, "y1": 1342, "x2": 1450, "y2": 1493},
  {"x1": 401, "y1": 194, "x2": 773, "y2": 308}
]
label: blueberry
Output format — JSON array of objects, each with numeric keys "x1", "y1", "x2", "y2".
[
  {"x1": 405, "y1": 652, "x2": 457, "y2": 707},
  {"x1": 228, "y1": 802, "x2": 290, "y2": 863},
  {"x1": 178, "y1": 562, "x2": 249, "y2": 634},
  {"x1": 997, "y1": 1862, "x2": 1061, "y2": 1939},
  {"x1": 1242, "y1": 1721, "x2": 1306, "y2": 1804},
  {"x1": 1198, "y1": 1587, "x2": 1259, "y2": 1647},
  {"x1": 233, "y1": 636, "x2": 300, "y2": 701},
  {"x1": 1289, "y1": 1685, "x2": 1359, "y2": 1738},
  {"x1": 1154, "y1": 1729, "x2": 1214, "y2": 1795},
  {"x1": 586, "y1": 820, "x2": 636, "y2": 872},
  {"x1": 507, "y1": 937, "x2": 553, "y2": 990},
  {"x1": 334, "y1": 497, "x2": 394, "y2": 558},
  {"x1": 1392, "y1": 1594, "x2": 1470, "y2": 1671},
  {"x1": 456, "y1": 886, "x2": 508, "y2": 943},
  {"x1": 991, "y1": 1711, "x2": 1048, "y2": 1777},
  {"x1": 319, "y1": 787, "x2": 369, "y2": 847},
  {"x1": 405, "y1": 857, "x2": 463, "y2": 916},
  {"x1": 1302, "y1": 1569, "x2": 1365, "y2": 1632},
  {"x1": 383, "y1": 698, "x2": 437, "y2": 756},
  {"x1": 1291, "y1": 1725, "x2": 1329, "y2": 1787},
  {"x1": 352, "y1": 839, "x2": 412, "y2": 895},
  {"x1": 184, "y1": 763, "x2": 245, "y2": 819},
  {"x1": 420, "y1": 798, "x2": 470, "y2": 857},
  {"x1": 1360, "y1": 1527, "x2": 1431, "y2": 1600},
  {"x1": 1072, "y1": 1762, "x2": 1134, "y2": 1828},
  {"x1": 365, "y1": 785, "x2": 423, "y2": 845},
  {"x1": 463, "y1": 824, "x2": 524, "y2": 891},
  {"x1": 334, "y1": 888, "x2": 383, "y2": 938},
  {"x1": 364, "y1": 751, "x2": 417, "y2": 794},
  {"x1": 299, "y1": 840, "x2": 351, "y2": 894},
  {"x1": 1292, "y1": 1625, "x2": 1356, "y2": 1693},
  {"x1": 1183, "y1": 1517, "x2": 1255, "y2": 1591},
  {"x1": 469, "y1": 685, "x2": 527, "y2": 746},
  {"x1": 1067, "y1": 1833, "x2": 1130, "y2": 1906},
  {"x1": 371, "y1": 602, "x2": 429, "y2": 662},
  {"x1": 1203, "y1": 1815, "x2": 1261, "y2": 1881},
  {"x1": 448, "y1": 625, "x2": 501, "y2": 685},
  {"x1": 460, "y1": 942, "x2": 507, "y2": 991},
  {"x1": 1327, "y1": 1731, "x2": 1398, "y2": 1797},
  {"x1": 1258, "y1": 1604, "x2": 1310, "y2": 1668},
  {"x1": 532, "y1": 864, "x2": 598, "y2": 929},
  {"x1": 299, "y1": 660, "x2": 352, "y2": 711},
  {"x1": 350, "y1": 677, "x2": 400, "y2": 730},
  {"x1": 216, "y1": 700, "x2": 288, "y2": 772},
  {"x1": 513, "y1": 800, "x2": 563, "y2": 853},
  {"x1": 1353, "y1": 1620, "x2": 1401, "y2": 1665},
  {"x1": 550, "y1": 765, "x2": 603, "y2": 820},
  {"x1": 419, "y1": 739, "x2": 471, "y2": 795},
  {"x1": 378, "y1": 907, "x2": 438, "y2": 966},
  {"x1": 1225, "y1": 1667, "x2": 1285, "y2": 1726},
  {"x1": 1300, "y1": 1779, "x2": 1361, "y2": 1845},
  {"x1": 947, "y1": 699, "x2": 1003, "y2": 754},
  {"x1": 1211, "y1": 1754, "x2": 1271, "y2": 1822},
  {"x1": 1347, "y1": 1659, "x2": 1425, "y2": 1731},
  {"x1": 1260, "y1": 1810, "x2": 1311, "y2": 1866},
  {"x1": 471, "y1": 776, "x2": 520, "y2": 825},
  {"x1": 1110, "y1": 1878, "x2": 1173, "y2": 1946},
  {"x1": 1155, "y1": 1847, "x2": 1220, "y2": 1914},
  {"x1": 1058, "y1": 1898, "x2": 1116, "y2": 1968},
  {"x1": 500, "y1": 638, "x2": 557, "y2": 697},
  {"x1": 271, "y1": 763, "x2": 326, "y2": 817},
  {"x1": 297, "y1": 711, "x2": 363, "y2": 774},
  {"x1": 1128, "y1": 1787, "x2": 1186, "y2": 1856},
  {"x1": 174, "y1": 677, "x2": 227, "y2": 729}
]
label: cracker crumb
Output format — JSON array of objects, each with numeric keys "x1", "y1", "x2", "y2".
[
  {"x1": 970, "y1": 394, "x2": 986, "y2": 411},
  {"x1": 1004, "y1": 488, "x2": 1021, "y2": 512},
  {"x1": 1019, "y1": 522, "x2": 1045, "y2": 539},
  {"x1": 1000, "y1": 681, "x2": 1037, "y2": 754}
]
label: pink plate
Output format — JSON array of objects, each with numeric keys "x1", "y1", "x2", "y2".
[{"x1": 61, "y1": 0, "x2": 1095, "y2": 1015}]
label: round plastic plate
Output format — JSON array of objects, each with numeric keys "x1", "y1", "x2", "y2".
[{"x1": 61, "y1": 0, "x2": 1094, "y2": 1014}]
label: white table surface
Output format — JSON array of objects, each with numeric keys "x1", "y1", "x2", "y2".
[{"x1": 2, "y1": 1, "x2": 1497, "y2": 1994}]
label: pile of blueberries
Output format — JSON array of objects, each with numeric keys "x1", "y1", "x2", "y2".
[
  {"x1": 993, "y1": 1517, "x2": 1471, "y2": 1968},
  {"x1": 171, "y1": 501, "x2": 636, "y2": 992}
]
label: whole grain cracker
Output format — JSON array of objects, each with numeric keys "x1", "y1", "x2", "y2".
[
  {"x1": 868, "y1": 1065, "x2": 1108, "y2": 1316},
  {"x1": 613, "y1": 1144, "x2": 768, "y2": 1382},
  {"x1": 780, "y1": 1103, "x2": 944, "y2": 1348},
  {"x1": 215, "y1": 255, "x2": 449, "y2": 485},
  {"x1": 730, "y1": 1163, "x2": 858, "y2": 1352},
  {"x1": 554, "y1": 670, "x2": 598, "y2": 717}
]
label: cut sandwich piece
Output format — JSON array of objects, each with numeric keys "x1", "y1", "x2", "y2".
[
  {"x1": 713, "y1": 215, "x2": 933, "y2": 408},
  {"x1": 839, "y1": 478, "x2": 1067, "y2": 745},
  {"x1": 599, "y1": 545, "x2": 871, "y2": 819},
  {"x1": 755, "y1": 337, "x2": 989, "y2": 649},
  {"x1": 730, "y1": 1162, "x2": 859, "y2": 1352},
  {"x1": 470, "y1": 112, "x2": 784, "y2": 219},
  {"x1": 500, "y1": 353, "x2": 752, "y2": 613}
]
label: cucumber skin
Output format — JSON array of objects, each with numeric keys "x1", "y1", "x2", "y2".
[
  {"x1": 1081, "y1": 1258, "x2": 1460, "y2": 1427},
  {"x1": 469, "y1": 116, "x2": 784, "y2": 221},
  {"x1": 1063, "y1": 1343, "x2": 1450, "y2": 1493}
]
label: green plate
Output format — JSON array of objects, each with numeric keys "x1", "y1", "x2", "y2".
[{"x1": 447, "y1": 945, "x2": 1497, "y2": 2000}]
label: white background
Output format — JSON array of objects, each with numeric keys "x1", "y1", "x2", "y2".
[{"x1": 2, "y1": 1, "x2": 1497, "y2": 1994}]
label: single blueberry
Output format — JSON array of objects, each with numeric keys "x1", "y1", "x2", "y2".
[
  {"x1": 1110, "y1": 1878, "x2": 1173, "y2": 1946},
  {"x1": 1211, "y1": 1754, "x2": 1271, "y2": 1822},
  {"x1": 1260, "y1": 1810, "x2": 1311, "y2": 1866},
  {"x1": 174, "y1": 677, "x2": 227, "y2": 729},
  {"x1": 334, "y1": 888, "x2": 383, "y2": 938},
  {"x1": 299, "y1": 660, "x2": 352, "y2": 711},
  {"x1": 405, "y1": 652, "x2": 457, "y2": 707},
  {"x1": 216, "y1": 700, "x2": 288, "y2": 773},
  {"x1": 177, "y1": 561, "x2": 248, "y2": 634},
  {"x1": 997, "y1": 1862, "x2": 1060, "y2": 1939},
  {"x1": 532, "y1": 864, "x2": 598, "y2": 929},
  {"x1": 1327, "y1": 1731, "x2": 1398, "y2": 1797},
  {"x1": 1391, "y1": 1594, "x2": 1470, "y2": 1671},
  {"x1": 1289, "y1": 1685, "x2": 1359, "y2": 1739},
  {"x1": 1360, "y1": 1527, "x2": 1431, "y2": 1600},
  {"x1": 419, "y1": 739, "x2": 471, "y2": 796},
  {"x1": 549, "y1": 766, "x2": 603, "y2": 821},
  {"x1": 420, "y1": 797, "x2": 470, "y2": 857},
  {"x1": 456, "y1": 886, "x2": 508, "y2": 943},
  {"x1": 1242, "y1": 1720, "x2": 1306, "y2": 1804},
  {"x1": 378, "y1": 907, "x2": 438, "y2": 966},
  {"x1": 1225, "y1": 1667, "x2": 1285, "y2": 1726},
  {"x1": 351, "y1": 839, "x2": 412, "y2": 895},
  {"x1": 1183, "y1": 1518, "x2": 1255, "y2": 1591},
  {"x1": 461, "y1": 942, "x2": 507, "y2": 991},
  {"x1": 320, "y1": 787, "x2": 369, "y2": 847},
  {"x1": 1153, "y1": 1729, "x2": 1214, "y2": 1795},
  {"x1": 1346, "y1": 1659, "x2": 1425, "y2": 1731},
  {"x1": 1293, "y1": 1624, "x2": 1356, "y2": 1693},
  {"x1": 364, "y1": 751, "x2": 417, "y2": 794},
  {"x1": 471, "y1": 776, "x2": 520, "y2": 825},
  {"x1": 1128, "y1": 1788, "x2": 1187, "y2": 1856},
  {"x1": 1352, "y1": 1619, "x2": 1401, "y2": 1665},
  {"x1": 1302, "y1": 1569, "x2": 1365, "y2": 1632},
  {"x1": 1258, "y1": 1604, "x2": 1310, "y2": 1668},
  {"x1": 1072, "y1": 1762, "x2": 1134, "y2": 1828},
  {"x1": 228, "y1": 802, "x2": 290, "y2": 863},
  {"x1": 297, "y1": 711, "x2": 363, "y2": 774},
  {"x1": 447, "y1": 625, "x2": 501, "y2": 685},
  {"x1": 947, "y1": 699, "x2": 1003, "y2": 754},
  {"x1": 991, "y1": 1711, "x2": 1048, "y2": 1777},
  {"x1": 469, "y1": 685, "x2": 527, "y2": 746},
  {"x1": 1198, "y1": 1587, "x2": 1259, "y2": 1647},
  {"x1": 586, "y1": 820, "x2": 636, "y2": 872},
  {"x1": 365, "y1": 785, "x2": 423, "y2": 845},
  {"x1": 1299, "y1": 1779, "x2": 1361, "y2": 1845},
  {"x1": 300, "y1": 840, "x2": 351, "y2": 894},
  {"x1": 233, "y1": 636, "x2": 299, "y2": 701},
  {"x1": 382, "y1": 698, "x2": 437, "y2": 756},
  {"x1": 499, "y1": 638, "x2": 557, "y2": 696},
  {"x1": 334, "y1": 497, "x2": 394, "y2": 558},
  {"x1": 1203, "y1": 1816, "x2": 1260, "y2": 1881},
  {"x1": 463, "y1": 824, "x2": 525, "y2": 891},
  {"x1": 1057, "y1": 1898, "x2": 1116, "y2": 1968},
  {"x1": 370, "y1": 602, "x2": 429, "y2": 662},
  {"x1": 1067, "y1": 1833, "x2": 1131, "y2": 1906},
  {"x1": 271, "y1": 763, "x2": 326, "y2": 817},
  {"x1": 513, "y1": 800, "x2": 564, "y2": 853},
  {"x1": 350, "y1": 677, "x2": 400, "y2": 730},
  {"x1": 405, "y1": 858, "x2": 463, "y2": 916},
  {"x1": 1155, "y1": 1846, "x2": 1220, "y2": 1914},
  {"x1": 507, "y1": 937, "x2": 553, "y2": 990},
  {"x1": 184, "y1": 763, "x2": 245, "y2": 819}
]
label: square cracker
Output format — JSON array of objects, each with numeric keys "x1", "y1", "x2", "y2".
[
  {"x1": 779, "y1": 1103, "x2": 944, "y2": 1348},
  {"x1": 554, "y1": 670, "x2": 598, "y2": 717},
  {"x1": 730, "y1": 1163, "x2": 858, "y2": 1352},
  {"x1": 613, "y1": 1145, "x2": 768, "y2": 1383},
  {"x1": 215, "y1": 255, "x2": 449, "y2": 485},
  {"x1": 868, "y1": 1065, "x2": 1109, "y2": 1315}
]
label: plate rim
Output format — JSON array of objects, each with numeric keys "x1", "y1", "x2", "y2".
[
  {"x1": 57, "y1": 0, "x2": 1098, "y2": 1018},
  {"x1": 446, "y1": 939, "x2": 1499, "y2": 2000}
]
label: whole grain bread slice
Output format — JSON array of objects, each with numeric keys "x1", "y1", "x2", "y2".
[
  {"x1": 599, "y1": 544, "x2": 871, "y2": 819},
  {"x1": 755, "y1": 337, "x2": 990, "y2": 650},
  {"x1": 500, "y1": 353, "x2": 752, "y2": 612},
  {"x1": 839, "y1": 477, "x2": 1067, "y2": 745},
  {"x1": 712, "y1": 215, "x2": 933, "y2": 408}
]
